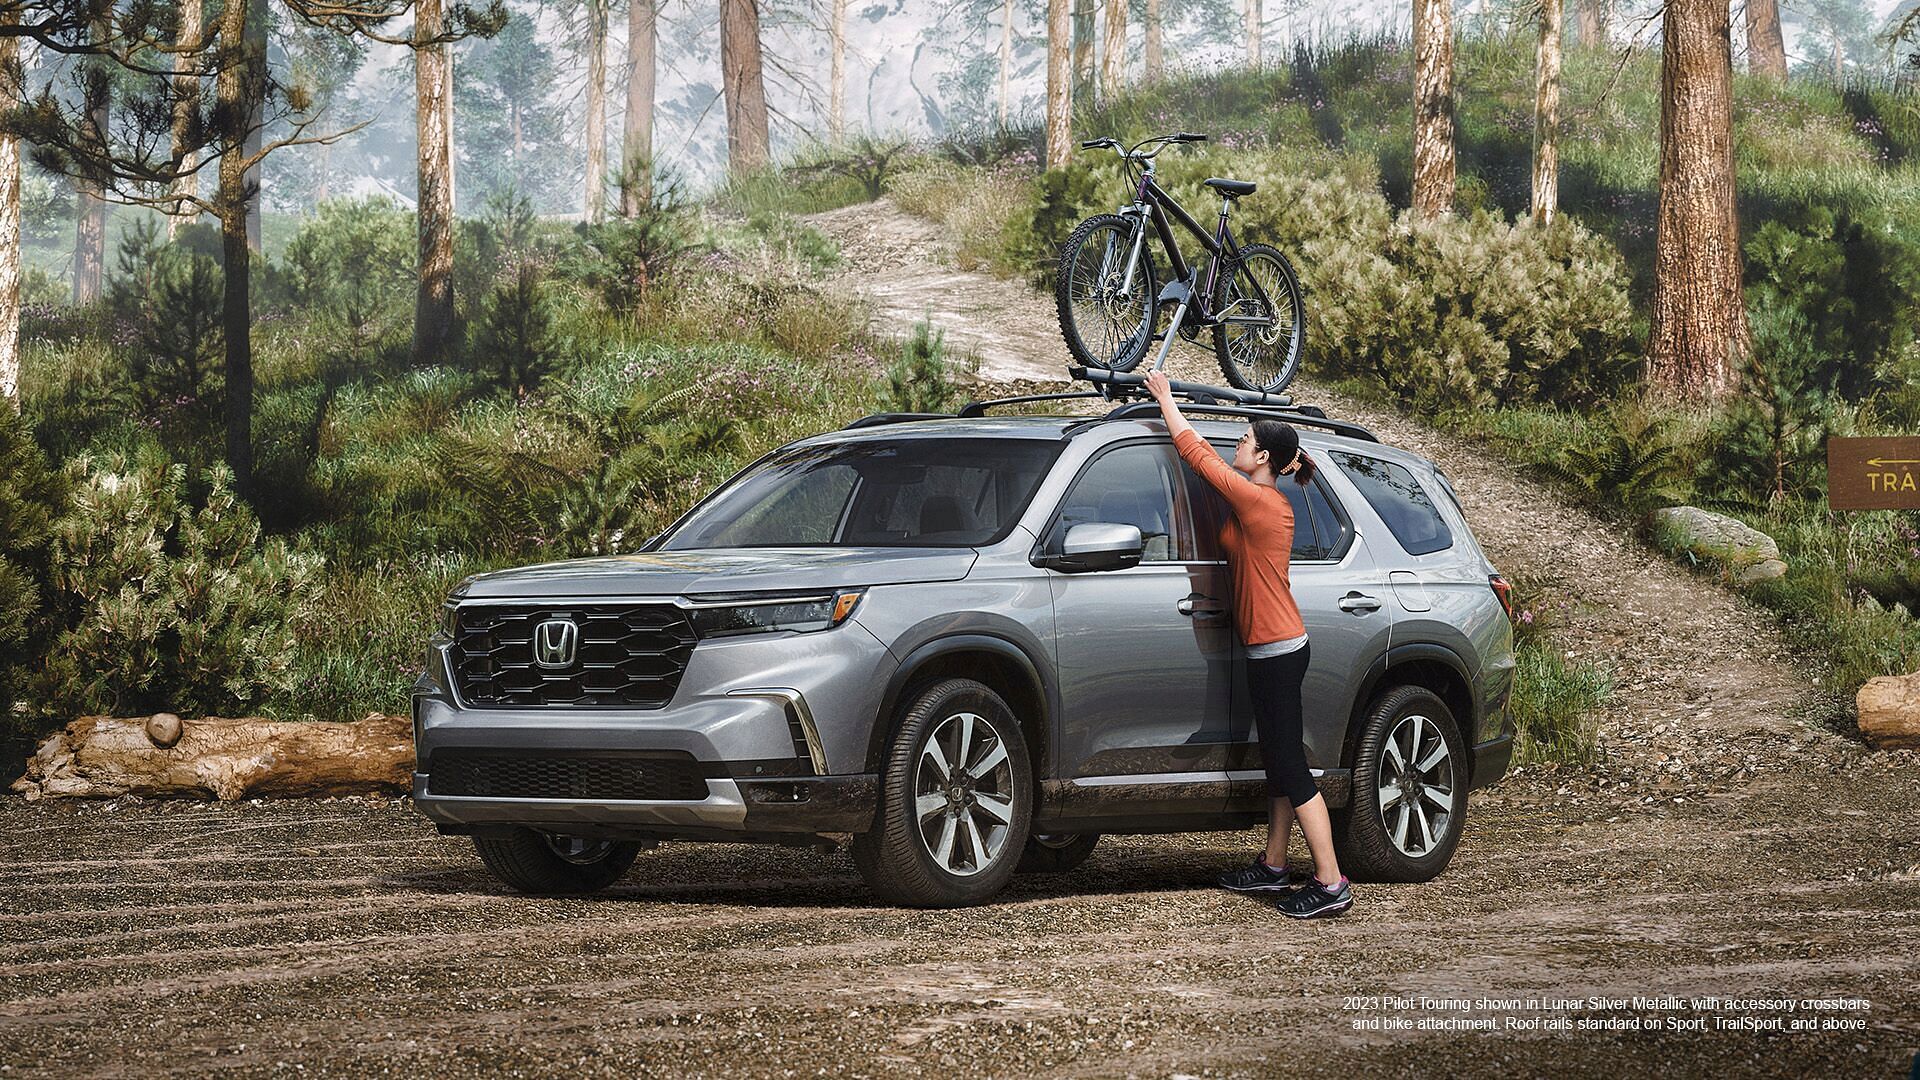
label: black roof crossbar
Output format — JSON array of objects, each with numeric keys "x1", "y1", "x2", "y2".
[
  {"x1": 1084, "y1": 399, "x2": 1380, "y2": 442},
  {"x1": 843, "y1": 411, "x2": 954, "y2": 430},
  {"x1": 957, "y1": 390, "x2": 1106, "y2": 417},
  {"x1": 1069, "y1": 365, "x2": 1293, "y2": 407}
]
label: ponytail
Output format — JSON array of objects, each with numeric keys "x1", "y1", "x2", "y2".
[{"x1": 1291, "y1": 451, "x2": 1317, "y2": 488}]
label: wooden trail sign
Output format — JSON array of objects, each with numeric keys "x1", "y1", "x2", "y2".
[{"x1": 1829, "y1": 437, "x2": 1920, "y2": 510}]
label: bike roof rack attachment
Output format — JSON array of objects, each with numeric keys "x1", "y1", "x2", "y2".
[
  {"x1": 957, "y1": 390, "x2": 1107, "y2": 417},
  {"x1": 1063, "y1": 366, "x2": 1380, "y2": 443}
]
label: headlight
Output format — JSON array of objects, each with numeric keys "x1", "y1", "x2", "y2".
[
  {"x1": 688, "y1": 589, "x2": 864, "y2": 639},
  {"x1": 440, "y1": 603, "x2": 459, "y2": 637}
]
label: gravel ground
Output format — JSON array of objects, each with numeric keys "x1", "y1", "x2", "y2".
[{"x1": 1, "y1": 202, "x2": 1917, "y2": 1077}]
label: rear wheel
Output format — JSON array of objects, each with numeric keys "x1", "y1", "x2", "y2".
[
  {"x1": 1211, "y1": 242, "x2": 1305, "y2": 393},
  {"x1": 1333, "y1": 685, "x2": 1467, "y2": 882},
  {"x1": 1016, "y1": 832, "x2": 1100, "y2": 873},
  {"x1": 473, "y1": 829, "x2": 643, "y2": 894},
  {"x1": 1056, "y1": 214, "x2": 1158, "y2": 373},
  {"x1": 853, "y1": 678, "x2": 1033, "y2": 907}
]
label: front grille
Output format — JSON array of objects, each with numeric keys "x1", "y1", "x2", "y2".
[
  {"x1": 426, "y1": 749, "x2": 710, "y2": 801},
  {"x1": 450, "y1": 603, "x2": 697, "y2": 709}
]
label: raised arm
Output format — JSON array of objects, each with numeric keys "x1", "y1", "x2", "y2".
[{"x1": 1143, "y1": 370, "x2": 1269, "y2": 516}]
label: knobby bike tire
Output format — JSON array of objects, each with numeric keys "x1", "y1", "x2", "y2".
[
  {"x1": 1211, "y1": 242, "x2": 1306, "y2": 393},
  {"x1": 1055, "y1": 214, "x2": 1158, "y2": 373}
]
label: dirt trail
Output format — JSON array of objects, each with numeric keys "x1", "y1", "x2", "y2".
[{"x1": 0, "y1": 201, "x2": 1917, "y2": 1078}]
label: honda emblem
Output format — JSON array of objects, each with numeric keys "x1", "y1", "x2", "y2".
[{"x1": 532, "y1": 619, "x2": 579, "y2": 669}]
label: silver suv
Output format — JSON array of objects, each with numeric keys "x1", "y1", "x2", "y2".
[{"x1": 412, "y1": 393, "x2": 1517, "y2": 907}]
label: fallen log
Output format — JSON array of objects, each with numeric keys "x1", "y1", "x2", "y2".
[{"x1": 11, "y1": 713, "x2": 413, "y2": 801}]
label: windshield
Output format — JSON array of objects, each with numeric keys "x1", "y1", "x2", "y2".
[{"x1": 660, "y1": 438, "x2": 1063, "y2": 549}]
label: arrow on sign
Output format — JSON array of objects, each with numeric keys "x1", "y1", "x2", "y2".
[{"x1": 1866, "y1": 458, "x2": 1920, "y2": 467}]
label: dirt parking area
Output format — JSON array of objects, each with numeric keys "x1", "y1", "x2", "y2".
[{"x1": 2, "y1": 745, "x2": 1917, "y2": 1078}]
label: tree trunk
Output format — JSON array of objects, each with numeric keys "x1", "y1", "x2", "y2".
[
  {"x1": 315, "y1": 141, "x2": 331, "y2": 206},
  {"x1": 828, "y1": 0, "x2": 847, "y2": 139},
  {"x1": 1531, "y1": 0, "x2": 1562, "y2": 225},
  {"x1": 584, "y1": 0, "x2": 608, "y2": 221},
  {"x1": 244, "y1": 0, "x2": 266, "y2": 253},
  {"x1": 1101, "y1": 0, "x2": 1125, "y2": 97},
  {"x1": 0, "y1": 19, "x2": 17, "y2": 409},
  {"x1": 11, "y1": 713, "x2": 414, "y2": 801},
  {"x1": 1576, "y1": 0, "x2": 1606, "y2": 46},
  {"x1": 1647, "y1": 0, "x2": 1746, "y2": 399},
  {"x1": 1411, "y1": 0, "x2": 1456, "y2": 216},
  {"x1": 414, "y1": 0, "x2": 455, "y2": 366},
  {"x1": 217, "y1": 0, "x2": 255, "y2": 496},
  {"x1": 1144, "y1": 0, "x2": 1163, "y2": 81},
  {"x1": 998, "y1": 0, "x2": 1013, "y2": 128},
  {"x1": 623, "y1": 0, "x2": 657, "y2": 212},
  {"x1": 720, "y1": 0, "x2": 771, "y2": 172},
  {"x1": 1071, "y1": 0, "x2": 1093, "y2": 106},
  {"x1": 167, "y1": 0, "x2": 202, "y2": 240},
  {"x1": 1046, "y1": 0, "x2": 1071, "y2": 167},
  {"x1": 1831, "y1": 22, "x2": 1843, "y2": 82},
  {"x1": 71, "y1": 8, "x2": 108, "y2": 304},
  {"x1": 1743, "y1": 0, "x2": 1787, "y2": 79},
  {"x1": 1245, "y1": 0, "x2": 1261, "y2": 68}
]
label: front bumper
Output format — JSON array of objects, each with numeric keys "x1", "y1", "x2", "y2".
[{"x1": 415, "y1": 772, "x2": 879, "y2": 839}]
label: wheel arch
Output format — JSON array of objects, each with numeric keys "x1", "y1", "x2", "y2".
[
  {"x1": 868, "y1": 634, "x2": 1055, "y2": 779},
  {"x1": 1343, "y1": 643, "x2": 1479, "y2": 784}
]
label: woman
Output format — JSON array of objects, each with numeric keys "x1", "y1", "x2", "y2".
[{"x1": 1144, "y1": 369, "x2": 1352, "y2": 919}]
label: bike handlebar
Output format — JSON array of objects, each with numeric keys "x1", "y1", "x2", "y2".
[{"x1": 1078, "y1": 132, "x2": 1210, "y2": 160}]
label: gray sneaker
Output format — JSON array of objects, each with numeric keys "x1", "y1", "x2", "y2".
[
  {"x1": 1275, "y1": 875, "x2": 1353, "y2": 918},
  {"x1": 1217, "y1": 856, "x2": 1309, "y2": 893}
]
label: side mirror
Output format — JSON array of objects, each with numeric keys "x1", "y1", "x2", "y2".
[{"x1": 1041, "y1": 522, "x2": 1144, "y2": 573}]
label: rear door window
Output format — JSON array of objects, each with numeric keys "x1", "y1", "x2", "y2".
[
  {"x1": 1329, "y1": 451, "x2": 1453, "y2": 556},
  {"x1": 1193, "y1": 440, "x2": 1351, "y2": 561}
]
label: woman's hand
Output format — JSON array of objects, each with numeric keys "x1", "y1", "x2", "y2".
[{"x1": 1143, "y1": 369, "x2": 1173, "y2": 403}]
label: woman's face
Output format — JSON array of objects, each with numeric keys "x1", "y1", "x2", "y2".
[{"x1": 1233, "y1": 429, "x2": 1268, "y2": 475}]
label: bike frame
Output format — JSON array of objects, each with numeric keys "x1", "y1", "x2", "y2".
[{"x1": 1109, "y1": 148, "x2": 1277, "y2": 331}]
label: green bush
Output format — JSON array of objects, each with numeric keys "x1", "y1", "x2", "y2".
[
  {"x1": 882, "y1": 320, "x2": 970, "y2": 413},
  {"x1": 0, "y1": 408, "x2": 64, "y2": 729},
  {"x1": 568, "y1": 181, "x2": 696, "y2": 312},
  {"x1": 36, "y1": 453, "x2": 321, "y2": 717},
  {"x1": 469, "y1": 262, "x2": 560, "y2": 397},
  {"x1": 277, "y1": 197, "x2": 416, "y2": 327}
]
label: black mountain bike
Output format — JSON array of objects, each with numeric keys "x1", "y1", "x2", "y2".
[{"x1": 1054, "y1": 132, "x2": 1307, "y2": 394}]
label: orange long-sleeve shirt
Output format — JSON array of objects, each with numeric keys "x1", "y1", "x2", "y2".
[{"x1": 1171, "y1": 427, "x2": 1307, "y2": 646}]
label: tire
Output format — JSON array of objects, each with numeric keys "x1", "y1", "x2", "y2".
[
  {"x1": 1211, "y1": 242, "x2": 1306, "y2": 393},
  {"x1": 473, "y1": 828, "x2": 642, "y2": 895},
  {"x1": 1334, "y1": 685, "x2": 1468, "y2": 883},
  {"x1": 1016, "y1": 832, "x2": 1100, "y2": 873},
  {"x1": 853, "y1": 678, "x2": 1034, "y2": 907},
  {"x1": 1056, "y1": 214, "x2": 1159, "y2": 373}
]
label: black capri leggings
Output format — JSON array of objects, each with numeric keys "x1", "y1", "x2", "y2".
[{"x1": 1245, "y1": 643, "x2": 1319, "y2": 806}]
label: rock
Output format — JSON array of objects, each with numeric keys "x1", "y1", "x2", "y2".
[
  {"x1": 1857, "y1": 673, "x2": 1920, "y2": 749},
  {"x1": 1650, "y1": 506, "x2": 1786, "y2": 584},
  {"x1": 145, "y1": 712, "x2": 184, "y2": 749},
  {"x1": 10, "y1": 713, "x2": 414, "y2": 800}
]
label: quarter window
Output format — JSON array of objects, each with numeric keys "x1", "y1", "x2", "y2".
[{"x1": 1330, "y1": 452, "x2": 1454, "y2": 556}]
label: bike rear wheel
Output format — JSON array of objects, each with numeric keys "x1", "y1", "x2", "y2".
[
  {"x1": 1056, "y1": 214, "x2": 1158, "y2": 373},
  {"x1": 1211, "y1": 242, "x2": 1305, "y2": 393}
]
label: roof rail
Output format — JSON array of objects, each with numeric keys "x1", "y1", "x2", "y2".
[
  {"x1": 1080, "y1": 400, "x2": 1380, "y2": 442},
  {"x1": 957, "y1": 389, "x2": 1106, "y2": 417},
  {"x1": 843, "y1": 411, "x2": 954, "y2": 430}
]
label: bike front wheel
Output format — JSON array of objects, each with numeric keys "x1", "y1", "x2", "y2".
[
  {"x1": 1056, "y1": 214, "x2": 1158, "y2": 373},
  {"x1": 1211, "y1": 242, "x2": 1305, "y2": 394}
]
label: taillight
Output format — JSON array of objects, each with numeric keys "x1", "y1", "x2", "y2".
[{"x1": 1489, "y1": 573, "x2": 1513, "y2": 620}]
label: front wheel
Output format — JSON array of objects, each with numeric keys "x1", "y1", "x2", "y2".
[
  {"x1": 853, "y1": 678, "x2": 1034, "y2": 907},
  {"x1": 1056, "y1": 214, "x2": 1158, "y2": 373},
  {"x1": 472, "y1": 829, "x2": 643, "y2": 894},
  {"x1": 1333, "y1": 685, "x2": 1468, "y2": 882},
  {"x1": 1211, "y1": 242, "x2": 1305, "y2": 393}
]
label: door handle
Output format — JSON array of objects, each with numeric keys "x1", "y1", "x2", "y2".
[
  {"x1": 1338, "y1": 591, "x2": 1381, "y2": 613},
  {"x1": 1178, "y1": 594, "x2": 1226, "y2": 618}
]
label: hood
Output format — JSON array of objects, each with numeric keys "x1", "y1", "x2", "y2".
[{"x1": 455, "y1": 547, "x2": 978, "y2": 601}]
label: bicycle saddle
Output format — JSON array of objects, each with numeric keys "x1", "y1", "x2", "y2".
[{"x1": 1203, "y1": 177, "x2": 1257, "y2": 197}]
